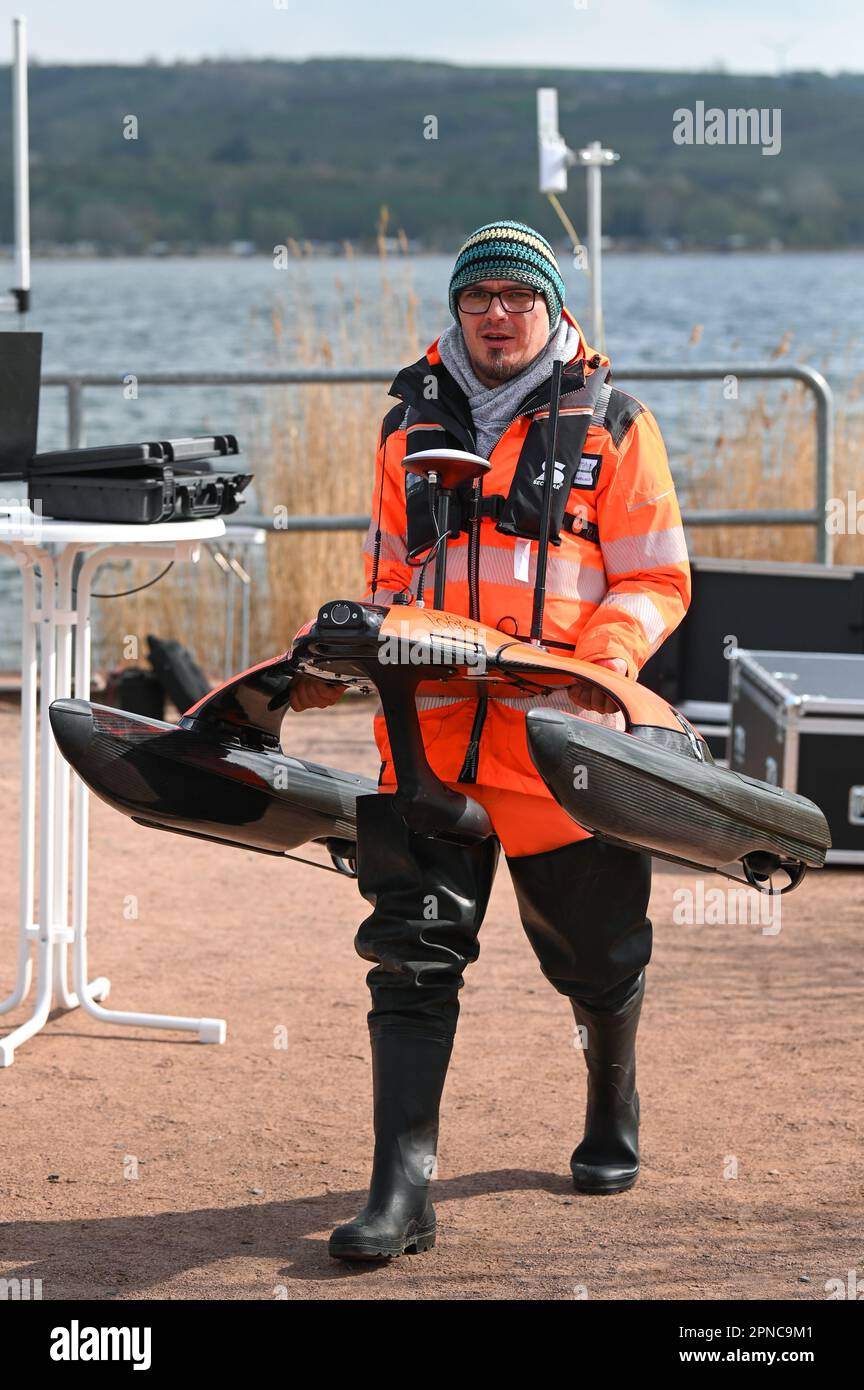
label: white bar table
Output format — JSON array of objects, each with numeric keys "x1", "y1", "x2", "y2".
[{"x1": 0, "y1": 510, "x2": 229, "y2": 1066}]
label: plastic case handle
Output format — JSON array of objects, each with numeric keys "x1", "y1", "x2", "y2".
[{"x1": 160, "y1": 435, "x2": 240, "y2": 462}]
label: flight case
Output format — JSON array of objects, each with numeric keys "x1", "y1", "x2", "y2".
[
  {"x1": 729, "y1": 649, "x2": 864, "y2": 864},
  {"x1": 27, "y1": 435, "x2": 252, "y2": 523}
]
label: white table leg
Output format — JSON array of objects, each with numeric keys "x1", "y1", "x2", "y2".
[
  {"x1": 69, "y1": 541, "x2": 226, "y2": 1044},
  {"x1": 0, "y1": 550, "x2": 58, "y2": 1066},
  {"x1": 0, "y1": 552, "x2": 36, "y2": 1019},
  {"x1": 51, "y1": 546, "x2": 74, "y2": 1006},
  {"x1": 51, "y1": 546, "x2": 109, "y2": 1011}
]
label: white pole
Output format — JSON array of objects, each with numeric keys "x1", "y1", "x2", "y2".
[
  {"x1": 586, "y1": 143, "x2": 603, "y2": 348},
  {"x1": 12, "y1": 15, "x2": 31, "y2": 313},
  {"x1": 578, "y1": 140, "x2": 619, "y2": 352}
]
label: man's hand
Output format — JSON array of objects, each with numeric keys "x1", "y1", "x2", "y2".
[
  {"x1": 288, "y1": 674, "x2": 348, "y2": 712},
  {"x1": 573, "y1": 656, "x2": 629, "y2": 714},
  {"x1": 593, "y1": 656, "x2": 628, "y2": 677}
]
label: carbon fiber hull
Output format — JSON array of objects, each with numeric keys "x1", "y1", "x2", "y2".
[
  {"x1": 48, "y1": 698, "x2": 374, "y2": 857},
  {"x1": 527, "y1": 708, "x2": 831, "y2": 873}
]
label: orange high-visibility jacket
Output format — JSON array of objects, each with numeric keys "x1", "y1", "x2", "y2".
[{"x1": 362, "y1": 307, "x2": 692, "y2": 801}]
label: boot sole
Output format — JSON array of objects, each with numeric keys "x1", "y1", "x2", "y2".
[
  {"x1": 571, "y1": 1168, "x2": 639, "y2": 1195},
  {"x1": 328, "y1": 1227, "x2": 436, "y2": 1262}
]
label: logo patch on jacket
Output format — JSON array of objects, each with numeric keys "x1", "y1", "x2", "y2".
[
  {"x1": 533, "y1": 459, "x2": 566, "y2": 490},
  {"x1": 574, "y1": 453, "x2": 602, "y2": 489}
]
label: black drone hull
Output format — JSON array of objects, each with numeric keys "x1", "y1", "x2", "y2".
[
  {"x1": 48, "y1": 698, "x2": 374, "y2": 857},
  {"x1": 527, "y1": 708, "x2": 831, "y2": 876}
]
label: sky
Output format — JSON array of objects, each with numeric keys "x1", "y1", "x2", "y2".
[{"x1": 0, "y1": 0, "x2": 860, "y2": 74}]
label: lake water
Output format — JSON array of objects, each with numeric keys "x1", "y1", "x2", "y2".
[{"x1": 1, "y1": 250, "x2": 861, "y2": 667}]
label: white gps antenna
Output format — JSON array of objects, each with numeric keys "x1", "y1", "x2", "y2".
[{"x1": 537, "y1": 88, "x2": 618, "y2": 349}]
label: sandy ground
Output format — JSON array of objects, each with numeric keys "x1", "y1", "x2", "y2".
[{"x1": 0, "y1": 692, "x2": 861, "y2": 1302}]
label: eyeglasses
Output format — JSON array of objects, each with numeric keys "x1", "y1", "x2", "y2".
[{"x1": 456, "y1": 286, "x2": 538, "y2": 314}]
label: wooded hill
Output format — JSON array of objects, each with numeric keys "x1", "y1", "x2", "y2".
[{"x1": 1, "y1": 59, "x2": 861, "y2": 251}]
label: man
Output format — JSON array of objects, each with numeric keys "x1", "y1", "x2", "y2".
[{"x1": 291, "y1": 220, "x2": 691, "y2": 1261}]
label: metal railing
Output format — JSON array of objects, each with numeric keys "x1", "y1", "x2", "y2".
[{"x1": 41, "y1": 362, "x2": 836, "y2": 562}]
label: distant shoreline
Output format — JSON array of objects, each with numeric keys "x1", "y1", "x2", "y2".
[{"x1": 4, "y1": 245, "x2": 864, "y2": 262}]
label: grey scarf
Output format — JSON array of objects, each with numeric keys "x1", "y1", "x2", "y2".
[{"x1": 437, "y1": 317, "x2": 583, "y2": 458}]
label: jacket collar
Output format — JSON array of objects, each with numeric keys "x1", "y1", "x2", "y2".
[
  {"x1": 388, "y1": 306, "x2": 604, "y2": 446},
  {"x1": 388, "y1": 358, "x2": 476, "y2": 449}
]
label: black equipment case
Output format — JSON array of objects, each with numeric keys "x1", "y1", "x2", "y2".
[
  {"x1": 146, "y1": 634, "x2": 210, "y2": 712},
  {"x1": 27, "y1": 435, "x2": 253, "y2": 524},
  {"x1": 0, "y1": 331, "x2": 42, "y2": 475},
  {"x1": 641, "y1": 558, "x2": 864, "y2": 761},
  {"x1": 728, "y1": 649, "x2": 864, "y2": 865}
]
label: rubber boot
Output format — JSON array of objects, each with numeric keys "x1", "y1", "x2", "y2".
[
  {"x1": 328, "y1": 1026, "x2": 452, "y2": 1261},
  {"x1": 330, "y1": 794, "x2": 499, "y2": 1261},
  {"x1": 569, "y1": 971, "x2": 644, "y2": 1194}
]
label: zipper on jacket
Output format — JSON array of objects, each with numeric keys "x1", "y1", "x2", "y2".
[{"x1": 481, "y1": 384, "x2": 588, "y2": 458}]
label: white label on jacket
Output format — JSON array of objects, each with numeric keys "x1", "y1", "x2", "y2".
[
  {"x1": 574, "y1": 453, "x2": 602, "y2": 488},
  {"x1": 514, "y1": 538, "x2": 531, "y2": 582}
]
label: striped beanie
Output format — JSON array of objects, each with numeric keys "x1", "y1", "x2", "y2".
[{"x1": 448, "y1": 220, "x2": 566, "y2": 331}]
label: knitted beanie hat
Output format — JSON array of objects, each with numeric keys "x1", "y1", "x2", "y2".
[{"x1": 448, "y1": 220, "x2": 566, "y2": 330}]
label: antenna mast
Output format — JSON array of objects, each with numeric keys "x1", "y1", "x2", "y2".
[
  {"x1": 537, "y1": 88, "x2": 617, "y2": 349},
  {"x1": 2, "y1": 16, "x2": 31, "y2": 319}
]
